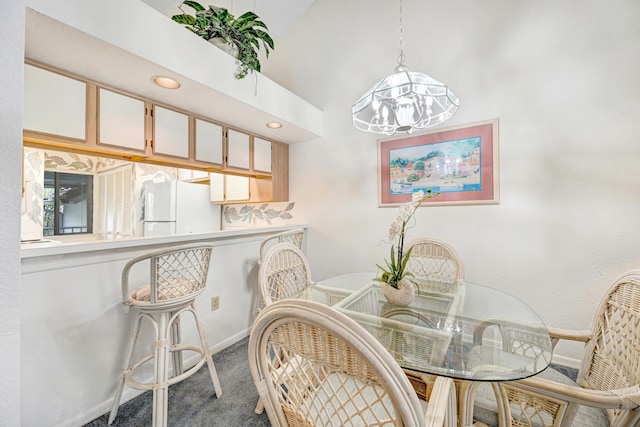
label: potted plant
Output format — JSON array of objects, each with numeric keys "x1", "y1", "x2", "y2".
[
  {"x1": 171, "y1": 1, "x2": 275, "y2": 79},
  {"x1": 375, "y1": 189, "x2": 438, "y2": 305}
]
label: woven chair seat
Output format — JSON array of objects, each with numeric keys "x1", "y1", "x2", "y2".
[
  {"x1": 473, "y1": 366, "x2": 609, "y2": 427},
  {"x1": 298, "y1": 372, "x2": 396, "y2": 426},
  {"x1": 130, "y1": 278, "x2": 196, "y2": 303}
]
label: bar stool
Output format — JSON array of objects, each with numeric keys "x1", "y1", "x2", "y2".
[
  {"x1": 108, "y1": 244, "x2": 222, "y2": 427},
  {"x1": 258, "y1": 228, "x2": 305, "y2": 263}
]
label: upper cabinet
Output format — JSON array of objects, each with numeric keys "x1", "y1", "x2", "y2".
[
  {"x1": 98, "y1": 88, "x2": 146, "y2": 152},
  {"x1": 195, "y1": 119, "x2": 223, "y2": 166},
  {"x1": 209, "y1": 172, "x2": 250, "y2": 203},
  {"x1": 23, "y1": 64, "x2": 86, "y2": 141},
  {"x1": 253, "y1": 137, "x2": 272, "y2": 174},
  {"x1": 22, "y1": 62, "x2": 288, "y2": 203},
  {"x1": 226, "y1": 129, "x2": 250, "y2": 170},
  {"x1": 152, "y1": 105, "x2": 189, "y2": 158}
]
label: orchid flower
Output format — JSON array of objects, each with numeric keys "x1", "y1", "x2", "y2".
[{"x1": 376, "y1": 189, "x2": 438, "y2": 288}]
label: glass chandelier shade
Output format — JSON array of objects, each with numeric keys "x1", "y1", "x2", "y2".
[
  {"x1": 352, "y1": 64, "x2": 459, "y2": 135},
  {"x1": 352, "y1": 0, "x2": 459, "y2": 135}
]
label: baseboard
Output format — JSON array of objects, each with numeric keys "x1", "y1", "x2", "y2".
[
  {"x1": 551, "y1": 354, "x2": 581, "y2": 370},
  {"x1": 210, "y1": 328, "x2": 251, "y2": 355},
  {"x1": 58, "y1": 386, "x2": 147, "y2": 427},
  {"x1": 58, "y1": 328, "x2": 252, "y2": 427}
]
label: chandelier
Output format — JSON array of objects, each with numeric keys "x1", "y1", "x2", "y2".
[{"x1": 352, "y1": 0, "x2": 459, "y2": 135}]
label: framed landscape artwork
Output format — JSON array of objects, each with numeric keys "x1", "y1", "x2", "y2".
[{"x1": 378, "y1": 119, "x2": 499, "y2": 207}]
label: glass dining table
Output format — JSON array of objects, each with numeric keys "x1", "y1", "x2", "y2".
[{"x1": 312, "y1": 272, "x2": 553, "y2": 426}]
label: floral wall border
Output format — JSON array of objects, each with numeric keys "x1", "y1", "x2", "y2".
[{"x1": 222, "y1": 202, "x2": 295, "y2": 227}]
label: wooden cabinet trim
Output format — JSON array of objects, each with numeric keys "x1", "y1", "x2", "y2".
[{"x1": 23, "y1": 61, "x2": 287, "y2": 202}]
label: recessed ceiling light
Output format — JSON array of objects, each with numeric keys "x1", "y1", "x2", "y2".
[
  {"x1": 152, "y1": 75, "x2": 180, "y2": 89},
  {"x1": 266, "y1": 122, "x2": 283, "y2": 129}
]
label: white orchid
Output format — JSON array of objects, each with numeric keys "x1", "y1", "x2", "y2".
[
  {"x1": 411, "y1": 190, "x2": 425, "y2": 203},
  {"x1": 377, "y1": 189, "x2": 438, "y2": 288}
]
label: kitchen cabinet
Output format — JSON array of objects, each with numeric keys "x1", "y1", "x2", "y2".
[
  {"x1": 195, "y1": 119, "x2": 223, "y2": 165},
  {"x1": 226, "y1": 175, "x2": 250, "y2": 201},
  {"x1": 98, "y1": 88, "x2": 146, "y2": 152},
  {"x1": 209, "y1": 173, "x2": 250, "y2": 202},
  {"x1": 226, "y1": 129, "x2": 250, "y2": 170},
  {"x1": 253, "y1": 137, "x2": 272, "y2": 173},
  {"x1": 178, "y1": 168, "x2": 209, "y2": 182},
  {"x1": 153, "y1": 105, "x2": 189, "y2": 158},
  {"x1": 23, "y1": 64, "x2": 86, "y2": 141},
  {"x1": 23, "y1": 63, "x2": 288, "y2": 204}
]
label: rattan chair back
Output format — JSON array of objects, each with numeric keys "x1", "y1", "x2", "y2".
[
  {"x1": 405, "y1": 237, "x2": 464, "y2": 293},
  {"x1": 259, "y1": 242, "x2": 312, "y2": 306},
  {"x1": 579, "y1": 270, "x2": 640, "y2": 423},
  {"x1": 249, "y1": 299, "x2": 457, "y2": 427},
  {"x1": 259, "y1": 228, "x2": 305, "y2": 262},
  {"x1": 122, "y1": 244, "x2": 213, "y2": 308}
]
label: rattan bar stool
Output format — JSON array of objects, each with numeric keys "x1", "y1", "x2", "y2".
[
  {"x1": 108, "y1": 244, "x2": 222, "y2": 427},
  {"x1": 258, "y1": 228, "x2": 305, "y2": 263}
]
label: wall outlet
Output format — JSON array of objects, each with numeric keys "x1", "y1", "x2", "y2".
[{"x1": 211, "y1": 296, "x2": 220, "y2": 311}]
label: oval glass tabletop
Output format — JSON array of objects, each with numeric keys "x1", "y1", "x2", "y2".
[{"x1": 333, "y1": 280, "x2": 553, "y2": 382}]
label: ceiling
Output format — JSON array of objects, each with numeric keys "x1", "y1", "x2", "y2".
[{"x1": 140, "y1": 0, "x2": 316, "y2": 39}]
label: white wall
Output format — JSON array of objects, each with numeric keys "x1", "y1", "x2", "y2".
[
  {"x1": 0, "y1": 0, "x2": 26, "y2": 424},
  {"x1": 263, "y1": 0, "x2": 640, "y2": 365}
]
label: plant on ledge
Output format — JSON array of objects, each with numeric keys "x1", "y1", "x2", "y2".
[
  {"x1": 375, "y1": 189, "x2": 438, "y2": 305},
  {"x1": 171, "y1": 0, "x2": 274, "y2": 79}
]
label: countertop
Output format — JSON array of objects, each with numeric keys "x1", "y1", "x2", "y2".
[{"x1": 20, "y1": 225, "x2": 306, "y2": 259}]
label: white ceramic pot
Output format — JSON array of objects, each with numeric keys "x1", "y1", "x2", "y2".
[
  {"x1": 209, "y1": 38, "x2": 239, "y2": 58},
  {"x1": 380, "y1": 277, "x2": 415, "y2": 306}
]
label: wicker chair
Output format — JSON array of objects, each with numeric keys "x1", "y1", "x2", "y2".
[
  {"x1": 108, "y1": 244, "x2": 222, "y2": 427},
  {"x1": 254, "y1": 242, "x2": 314, "y2": 414},
  {"x1": 469, "y1": 269, "x2": 640, "y2": 427},
  {"x1": 398, "y1": 237, "x2": 465, "y2": 414},
  {"x1": 405, "y1": 237, "x2": 464, "y2": 294},
  {"x1": 249, "y1": 298, "x2": 458, "y2": 427},
  {"x1": 259, "y1": 242, "x2": 313, "y2": 306},
  {"x1": 259, "y1": 228, "x2": 305, "y2": 263}
]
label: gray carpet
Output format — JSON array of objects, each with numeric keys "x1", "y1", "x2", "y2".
[
  {"x1": 85, "y1": 337, "x2": 270, "y2": 427},
  {"x1": 85, "y1": 336, "x2": 578, "y2": 427}
]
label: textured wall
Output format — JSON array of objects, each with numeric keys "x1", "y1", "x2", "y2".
[
  {"x1": 0, "y1": 1, "x2": 25, "y2": 424},
  {"x1": 265, "y1": 0, "x2": 640, "y2": 365}
]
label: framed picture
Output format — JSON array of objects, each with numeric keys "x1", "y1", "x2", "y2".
[{"x1": 378, "y1": 119, "x2": 499, "y2": 207}]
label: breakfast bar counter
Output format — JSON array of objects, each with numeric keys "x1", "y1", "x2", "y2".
[
  {"x1": 19, "y1": 225, "x2": 305, "y2": 427},
  {"x1": 21, "y1": 225, "x2": 302, "y2": 260}
]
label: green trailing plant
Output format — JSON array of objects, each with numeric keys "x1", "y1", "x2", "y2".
[{"x1": 172, "y1": 0, "x2": 274, "y2": 79}]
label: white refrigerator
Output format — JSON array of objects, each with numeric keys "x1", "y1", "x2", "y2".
[{"x1": 143, "y1": 181, "x2": 221, "y2": 237}]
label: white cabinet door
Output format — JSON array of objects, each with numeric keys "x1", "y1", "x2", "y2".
[
  {"x1": 209, "y1": 173, "x2": 225, "y2": 203},
  {"x1": 209, "y1": 173, "x2": 249, "y2": 202},
  {"x1": 227, "y1": 128, "x2": 250, "y2": 170},
  {"x1": 253, "y1": 137, "x2": 272, "y2": 173},
  {"x1": 98, "y1": 88, "x2": 146, "y2": 151},
  {"x1": 226, "y1": 175, "x2": 250, "y2": 201},
  {"x1": 195, "y1": 119, "x2": 223, "y2": 165},
  {"x1": 23, "y1": 64, "x2": 86, "y2": 140},
  {"x1": 154, "y1": 106, "x2": 189, "y2": 158}
]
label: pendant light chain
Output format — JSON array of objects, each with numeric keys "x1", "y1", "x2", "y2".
[
  {"x1": 398, "y1": 0, "x2": 406, "y2": 65},
  {"x1": 351, "y1": 0, "x2": 459, "y2": 135}
]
